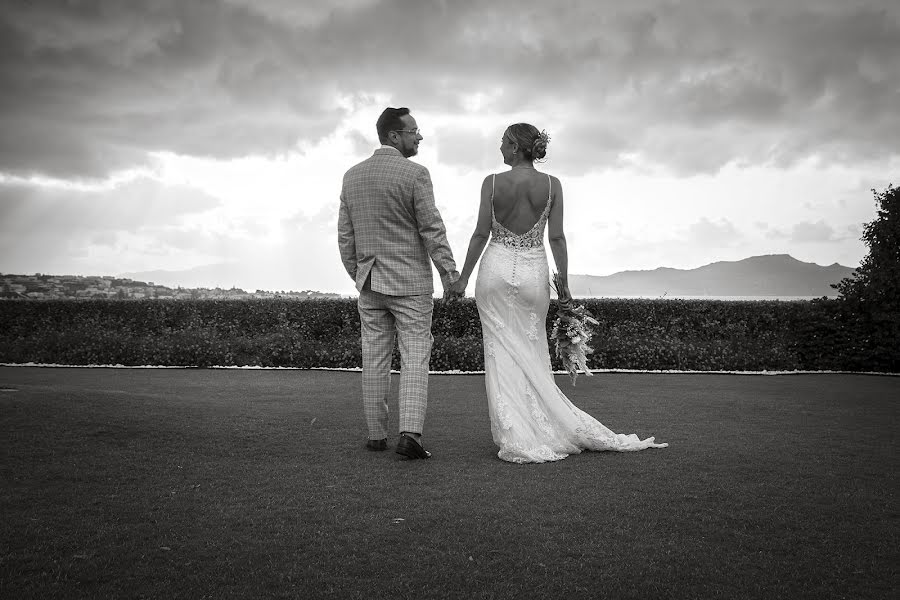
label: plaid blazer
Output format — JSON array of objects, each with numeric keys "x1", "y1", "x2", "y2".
[{"x1": 338, "y1": 147, "x2": 458, "y2": 295}]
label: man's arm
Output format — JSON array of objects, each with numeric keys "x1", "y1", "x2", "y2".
[
  {"x1": 412, "y1": 168, "x2": 458, "y2": 289},
  {"x1": 337, "y1": 191, "x2": 357, "y2": 281}
]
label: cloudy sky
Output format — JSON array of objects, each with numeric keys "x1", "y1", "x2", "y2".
[{"x1": 1, "y1": 0, "x2": 897, "y2": 294}]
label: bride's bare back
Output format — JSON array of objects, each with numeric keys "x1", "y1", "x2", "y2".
[{"x1": 491, "y1": 169, "x2": 553, "y2": 235}]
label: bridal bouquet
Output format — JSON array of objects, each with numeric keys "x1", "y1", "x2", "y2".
[{"x1": 550, "y1": 272, "x2": 599, "y2": 385}]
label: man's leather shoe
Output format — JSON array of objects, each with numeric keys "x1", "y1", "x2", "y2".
[
  {"x1": 396, "y1": 435, "x2": 431, "y2": 459},
  {"x1": 366, "y1": 438, "x2": 387, "y2": 451}
]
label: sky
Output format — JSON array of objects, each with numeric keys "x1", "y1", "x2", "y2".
[{"x1": 1, "y1": 0, "x2": 898, "y2": 295}]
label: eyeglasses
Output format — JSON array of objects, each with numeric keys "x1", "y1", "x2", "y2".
[{"x1": 392, "y1": 128, "x2": 421, "y2": 136}]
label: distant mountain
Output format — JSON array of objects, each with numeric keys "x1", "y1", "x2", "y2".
[
  {"x1": 569, "y1": 254, "x2": 856, "y2": 298},
  {"x1": 121, "y1": 254, "x2": 856, "y2": 298}
]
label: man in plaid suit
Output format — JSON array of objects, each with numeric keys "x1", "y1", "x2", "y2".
[{"x1": 338, "y1": 107, "x2": 459, "y2": 460}]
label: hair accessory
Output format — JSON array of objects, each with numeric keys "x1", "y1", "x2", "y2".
[
  {"x1": 532, "y1": 129, "x2": 550, "y2": 161},
  {"x1": 539, "y1": 130, "x2": 550, "y2": 145}
]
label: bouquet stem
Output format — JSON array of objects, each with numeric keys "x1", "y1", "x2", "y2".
[{"x1": 550, "y1": 272, "x2": 599, "y2": 385}]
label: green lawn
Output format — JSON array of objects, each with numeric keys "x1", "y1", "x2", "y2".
[{"x1": 1, "y1": 367, "x2": 897, "y2": 599}]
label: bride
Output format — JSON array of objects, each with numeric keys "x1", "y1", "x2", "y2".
[{"x1": 447, "y1": 123, "x2": 668, "y2": 463}]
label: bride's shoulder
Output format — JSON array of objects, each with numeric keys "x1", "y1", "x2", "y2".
[{"x1": 546, "y1": 173, "x2": 561, "y2": 188}]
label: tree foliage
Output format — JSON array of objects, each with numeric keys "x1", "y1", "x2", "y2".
[
  {"x1": 835, "y1": 183, "x2": 900, "y2": 305},
  {"x1": 832, "y1": 183, "x2": 900, "y2": 371}
]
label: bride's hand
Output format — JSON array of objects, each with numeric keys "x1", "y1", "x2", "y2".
[{"x1": 446, "y1": 277, "x2": 468, "y2": 299}]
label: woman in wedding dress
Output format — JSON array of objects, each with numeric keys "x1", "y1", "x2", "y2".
[{"x1": 447, "y1": 124, "x2": 668, "y2": 463}]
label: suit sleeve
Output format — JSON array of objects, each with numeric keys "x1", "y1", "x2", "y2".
[
  {"x1": 412, "y1": 168, "x2": 458, "y2": 287},
  {"x1": 337, "y1": 189, "x2": 357, "y2": 281}
]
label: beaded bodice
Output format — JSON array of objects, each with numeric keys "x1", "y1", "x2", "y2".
[{"x1": 490, "y1": 173, "x2": 553, "y2": 250}]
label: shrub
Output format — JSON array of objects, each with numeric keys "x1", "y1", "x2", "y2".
[{"x1": 0, "y1": 297, "x2": 889, "y2": 372}]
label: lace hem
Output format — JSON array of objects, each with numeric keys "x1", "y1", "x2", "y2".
[{"x1": 498, "y1": 443, "x2": 569, "y2": 464}]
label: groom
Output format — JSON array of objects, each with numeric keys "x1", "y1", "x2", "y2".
[{"x1": 338, "y1": 107, "x2": 459, "y2": 460}]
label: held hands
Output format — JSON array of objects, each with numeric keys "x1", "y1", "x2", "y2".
[{"x1": 444, "y1": 275, "x2": 468, "y2": 300}]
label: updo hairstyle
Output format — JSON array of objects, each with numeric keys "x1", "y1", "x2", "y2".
[{"x1": 506, "y1": 123, "x2": 550, "y2": 162}]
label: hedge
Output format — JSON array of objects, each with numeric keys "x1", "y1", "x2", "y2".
[{"x1": 0, "y1": 298, "x2": 894, "y2": 372}]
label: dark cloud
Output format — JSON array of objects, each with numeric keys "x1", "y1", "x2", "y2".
[
  {"x1": 1, "y1": 0, "x2": 897, "y2": 179},
  {"x1": 0, "y1": 0, "x2": 344, "y2": 178}
]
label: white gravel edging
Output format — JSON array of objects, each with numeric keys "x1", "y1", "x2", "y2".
[{"x1": 1, "y1": 362, "x2": 896, "y2": 376}]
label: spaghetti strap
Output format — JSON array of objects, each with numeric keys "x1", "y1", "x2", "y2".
[
  {"x1": 546, "y1": 174, "x2": 552, "y2": 210},
  {"x1": 490, "y1": 174, "x2": 496, "y2": 218}
]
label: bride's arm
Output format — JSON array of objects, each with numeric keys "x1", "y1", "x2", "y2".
[
  {"x1": 449, "y1": 175, "x2": 494, "y2": 295},
  {"x1": 547, "y1": 176, "x2": 570, "y2": 300}
]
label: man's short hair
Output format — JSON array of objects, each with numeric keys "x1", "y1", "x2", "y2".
[{"x1": 376, "y1": 107, "x2": 411, "y2": 144}]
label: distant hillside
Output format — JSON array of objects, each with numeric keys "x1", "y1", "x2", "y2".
[
  {"x1": 117, "y1": 254, "x2": 857, "y2": 298},
  {"x1": 569, "y1": 255, "x2": 856, "y2": 298}
]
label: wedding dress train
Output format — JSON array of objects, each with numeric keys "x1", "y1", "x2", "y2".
[{"x1": 474, "y1": 174, "x2": 668, "y2": 463}]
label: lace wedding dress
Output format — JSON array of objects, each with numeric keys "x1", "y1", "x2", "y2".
[{"x1": 474, "y1": 174, "x2": 668, "y2": 464}]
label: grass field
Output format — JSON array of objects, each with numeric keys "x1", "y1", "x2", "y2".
[{"x1": 1, "y1": 367, "x2": 897, "y2": 599}]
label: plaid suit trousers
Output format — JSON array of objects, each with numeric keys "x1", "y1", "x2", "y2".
[{"x1": 358, "y1": 289, "x2": 433, "y2": 439}]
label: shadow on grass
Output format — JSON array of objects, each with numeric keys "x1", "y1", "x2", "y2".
[{"x1": 1, "y1": 367, "x2": 898, "y2": 599}]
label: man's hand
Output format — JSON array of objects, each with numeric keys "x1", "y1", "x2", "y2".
[{"x1": 444, "y1": 276, "x2": 468, "y2": 301}]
